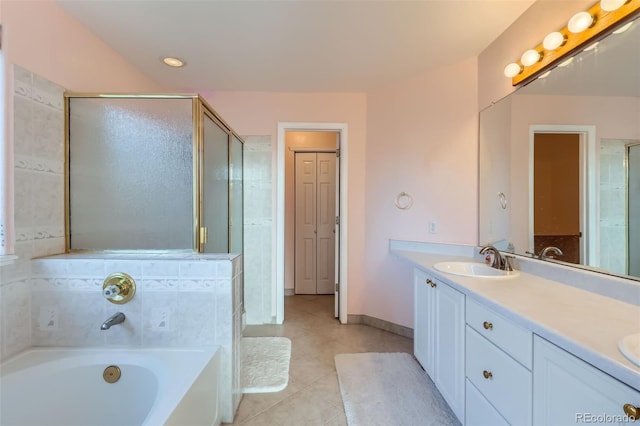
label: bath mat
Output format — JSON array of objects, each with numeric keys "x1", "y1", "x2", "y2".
[
  {"x1": 241, "y1": 337, "x2": 291, "y2": 393},
  {"x1": 335, "y1": 352, "x2": 459, "y2": 426}
]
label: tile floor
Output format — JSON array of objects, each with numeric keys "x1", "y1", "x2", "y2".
[{"x1": 227, "y1": 295, "x2": 414, "y2": 425}]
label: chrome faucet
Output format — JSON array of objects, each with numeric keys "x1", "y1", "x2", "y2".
[
  {"x1": 539, "y1": 246, "x2": 563, "y2": 260},
  {"x1": 479, "y1": 245, "x2": 504, "y2": 270},
  {"x1": 100, "y1": 312, "x2": 126, "y2": 330}
]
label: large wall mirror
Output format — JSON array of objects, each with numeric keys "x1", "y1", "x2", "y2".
[{"x1": 479, "y1": 15, "x2": 640, "y2": 280}]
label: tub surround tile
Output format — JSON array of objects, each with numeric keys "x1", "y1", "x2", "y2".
[
  {"x1": 104, "y1": 259, "x2": 143, "y2": 278},
  {"x1": 1, "y1": 279, "x2": 31, "y2": 360}
]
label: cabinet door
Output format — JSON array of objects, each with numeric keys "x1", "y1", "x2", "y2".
[
  {"x1": 534, "y1": 336, "x2": 640, "y2": 425},
  {"x1": 434, "y1": 279, "x2": 466, "y2": 423},
  {"x1": 414, "y1": 268, "x2": 435, "y2": 374},
  {"x1": 466, "y1": 379, "x2": 509, "y2": 426}
]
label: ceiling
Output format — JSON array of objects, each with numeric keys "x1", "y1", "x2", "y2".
[{"x1": 56, "y1": 0, "x2": 535, "y2": 92}]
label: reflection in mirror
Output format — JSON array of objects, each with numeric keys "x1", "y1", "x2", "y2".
[{"x1": 479, "y1": 16, "x2": 640, "y2": 280}]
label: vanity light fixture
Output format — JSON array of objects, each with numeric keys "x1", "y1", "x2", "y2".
[
  {"x1": 504, "y1": 0, "x2": 640, "y2": 86},
  {"x1": 543, "y1": 32, "x2": 567, "y2": 50},
  {"x1": 521, "y1": 49, "x2": 543, "y2": 66},
  {"x1": 601, "y1": 0, "x2": 629, "y2": 11},
  {"x1": 568, "y1": 11, "x2": 595, "y2": 33},
  {"x1": 162, "y1": 57, "x2": 186, "y2": 68}
]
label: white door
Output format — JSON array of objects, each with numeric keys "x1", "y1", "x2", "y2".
[{"x1": 294, "y1": 152, "x2": 336, "y2": 295}]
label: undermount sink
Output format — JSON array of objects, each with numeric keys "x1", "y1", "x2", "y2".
[
  {"x1": 433, "y1": 261, "x2": 520, "y2": 279},
  {"x1": 618, "y1": 333, "x2": 640, "y2": 367}
]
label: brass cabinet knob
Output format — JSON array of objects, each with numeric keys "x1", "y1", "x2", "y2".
[
  {"x1": 426, "y1": 279, "x2": 437, "y2": 288},
  {"x1": 624, "y1": 404, "x2": 639, "y2": 421},
  {"x1": 483, "y1": 370, "x2": 493, "y2": 379},
  {"x1": 483, "y1": 321, "x2": 493, "y2": 330}
]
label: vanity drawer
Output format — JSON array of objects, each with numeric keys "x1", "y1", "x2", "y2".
[
  {"x1": 466, "y1": 326, "x2": 532, "y2": 426},
  {"x1": 466, "y1": 298, "x2": 532, "y2": 368}
]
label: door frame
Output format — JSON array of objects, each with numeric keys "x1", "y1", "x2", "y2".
[
  {"x1": 276, "y1": 122, "x2": 348, "y2": 324},
  {"x1": 528, "y1": 125, "x2": 597, "y2": 266}
]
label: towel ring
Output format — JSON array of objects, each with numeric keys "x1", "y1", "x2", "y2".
[
  {"x1": 395, "y1": 192, "x2": 413, "y2": 210},
  {"x1": 497, "y1": 192, "x2": 507, "y2": 210}
]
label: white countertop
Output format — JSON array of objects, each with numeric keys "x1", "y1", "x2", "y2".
[{"x1": 392, "y1": 249, "x2": 640, "y2": 391}]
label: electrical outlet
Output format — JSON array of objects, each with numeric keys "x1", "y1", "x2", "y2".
[
  {"x1": 39, "y1": 307, "x2": 59, "y2": 330},
  {"x1": 429, "y1": 221, "x2": 438, "y2": 234},
  {"x1": 151, "y1": 309, "x2": 172, "y2": 331}
]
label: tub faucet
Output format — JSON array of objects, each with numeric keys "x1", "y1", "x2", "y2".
[
  {"x1": 101, "y1": 312, "x2": 125, "y2": 330},
  {"x1": 479, "y1": 245, "x2": 504, "y2": 270}
]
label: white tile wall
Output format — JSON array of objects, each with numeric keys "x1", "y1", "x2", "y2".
[
  {"x1": 13, "y1": 65, "x2": 65, "y2": 260},
  {"x1": 243, "y1": 136, "x2": 274, "y2": 324},
  {"x1": 599, "y1": 139, "x2": 628, "y2": 275}
]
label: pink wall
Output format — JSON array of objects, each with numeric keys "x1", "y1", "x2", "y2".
[
  {"x1": 478, "y1": 0, "x2": 593, "y2": 110},
  {"x1": 1, "y1": 0, "x2": 164, "y2": 93},
  {"x1": 202, "y1": 91, "x2": 367, "y2": 314},
  {"x1": 364, "y1": 57, "x2": 479, "y2": 327}
]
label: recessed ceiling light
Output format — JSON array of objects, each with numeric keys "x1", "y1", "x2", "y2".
[{"x1": 162, "y1": 57, "x2": 186, "y2": 68}]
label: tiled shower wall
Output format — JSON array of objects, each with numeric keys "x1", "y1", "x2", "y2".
[
  {"x1": 1, "y1": 66, "x2": 65, "y2": 361},
  {"x1": 243, "y1": 136, "x2": 274, "y2": 324},
  {"x1": 599, "y1": 139, "x2": 627, "y2": 275}
]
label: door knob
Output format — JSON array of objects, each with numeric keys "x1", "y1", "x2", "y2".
[
  {"x1": 483, "y1": 321, "x2": 493, "y2": 330},
  {"x1": 483, "y1": 370, "x2": 493, "y2": 379}
]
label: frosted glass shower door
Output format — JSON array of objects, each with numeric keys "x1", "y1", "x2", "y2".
[
  {"x1": 202, "y1": 113, "x2": 230, "y2": 253},
  {"x1": 629, "y1": 144, "x2": 640, "y2": 277},
  {"x1": 68, "y1": 97, "x2": 194, "y2": 250}
]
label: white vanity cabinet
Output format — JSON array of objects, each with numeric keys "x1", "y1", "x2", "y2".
[
  {"x1": 414, "y1": 268, "x2": 466, "y2": 423},
  {"x1": 533, "y1": 336, "x2": 640, "y2": 425},
  {"x1": 464, "y1": 298, "x2": 533, "y2": 425}
]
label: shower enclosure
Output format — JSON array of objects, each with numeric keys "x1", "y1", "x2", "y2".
[{"x1": 65, "y1": 94, "x2": 243, "y2": 254}]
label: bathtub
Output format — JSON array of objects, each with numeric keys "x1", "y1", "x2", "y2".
[{"x1": 0, "y1": 347, "x2": 221, "y2": 426}]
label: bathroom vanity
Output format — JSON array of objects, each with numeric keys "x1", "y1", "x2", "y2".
[{"x1": 394, "y1": 243, "x2": 640, "y2": 425}]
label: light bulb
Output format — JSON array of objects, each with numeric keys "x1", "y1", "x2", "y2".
[
  {"x1": 600, "y1": 0, "x2": 628, "y2": 12},
  {"x1": 558, "y1": 57, "x2": 574, "y2": 67},
  {"x1": 521, "y1": 49, "x2": 542, "y2": 66},
  {"x1": 584, "y1": 41, "x2": 599, "y2": 51},
  {"x1": 504, "y1": 63, "x2": 523, "y2": 78},
  {"x1": 613, "y1": 21, "x2": 633, "y2": 34},
  {"x1": 162, "y1": 57, "x2": 186, "y2": 67},
  {"x1": 543, "y1": 32, "x2": 567, "y2": 51},
  {"x1": 568, "y1": 12, "x2": 594, "y2": 33}
]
